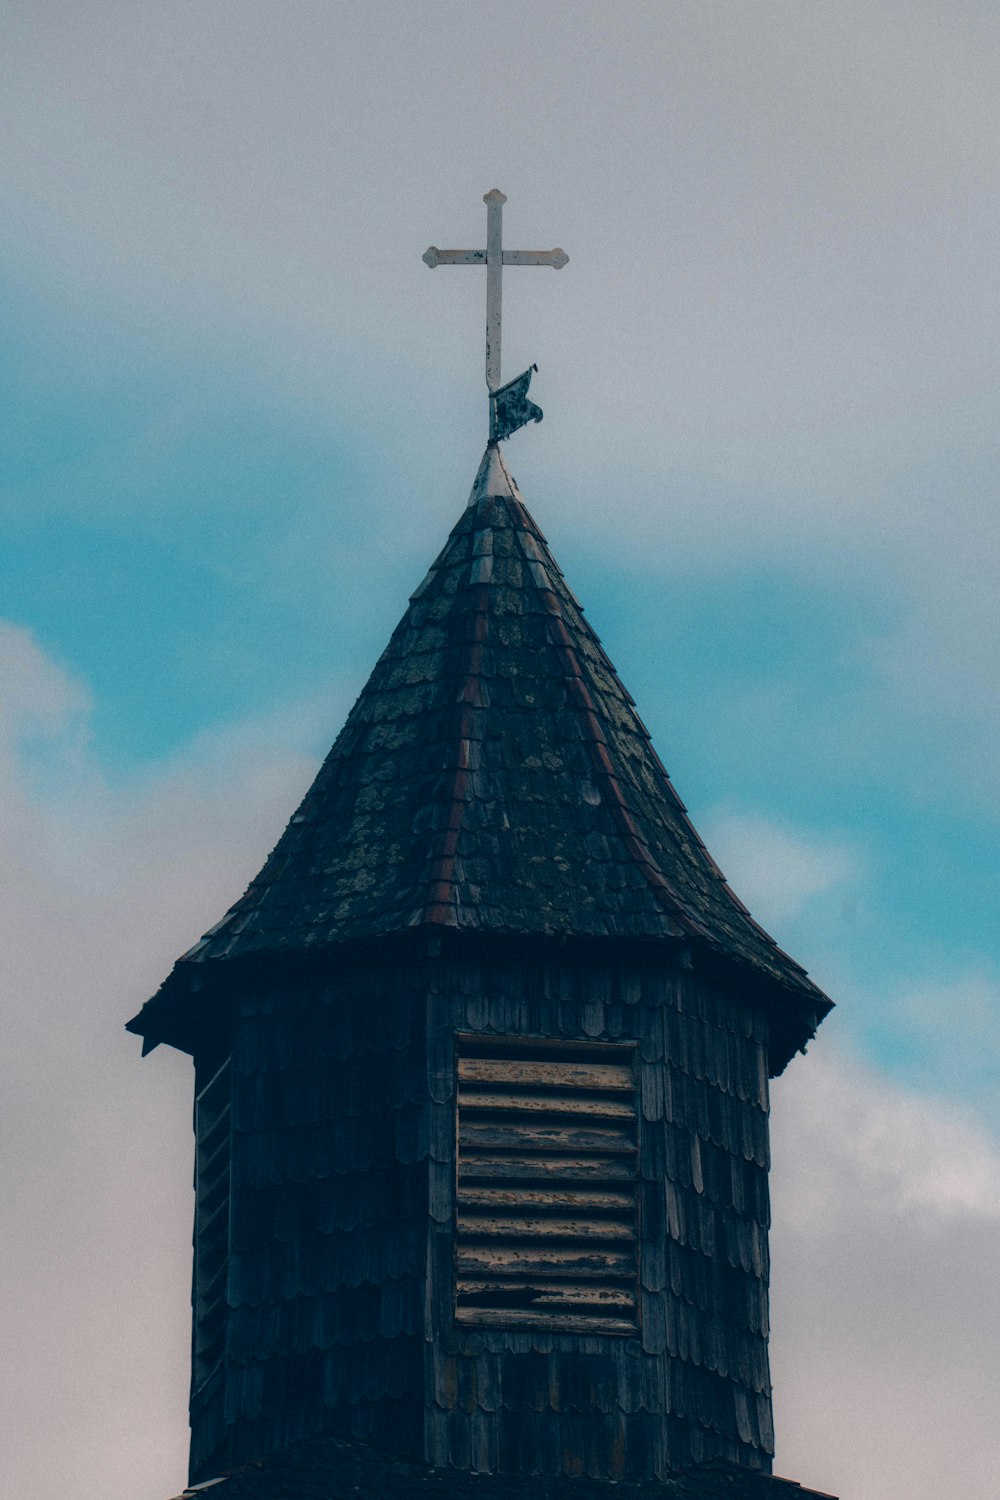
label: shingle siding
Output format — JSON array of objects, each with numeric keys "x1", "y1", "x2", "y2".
[
  {"x1": 214, "y1": 967, "x2": 429, "y2": 1477},
  {"x1": 193, "y1": 950, "x2": 774, "y2": 1484},
  {"x1": 426, "y1": 957, "x2": 772, "y2": 1480}
]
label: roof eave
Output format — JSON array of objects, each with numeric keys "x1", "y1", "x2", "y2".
[{"x1": 126, "y1": 923, "x2": 832, "y2": 1075}]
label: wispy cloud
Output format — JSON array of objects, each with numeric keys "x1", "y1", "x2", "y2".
[
  {"x1": 0, "y1": 623, "x2": 322, "y2": 1500},
  {"x1": 771, "y1": 1045, "x2": 1000, "y2": 1499},
  {"x1": 0, "y1": 621, "x2": 91, "y2": 754},
  {"x1": 700, "y1": 807, "x2": 863, "y2": 929},
  {"x1": 874, "y1": 970, "x2": 1000, "y2": 1129}
]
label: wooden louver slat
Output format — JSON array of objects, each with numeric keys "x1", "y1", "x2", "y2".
[{"x1": 454, "y1": 1035, "x2": 638, "y2": 1333}]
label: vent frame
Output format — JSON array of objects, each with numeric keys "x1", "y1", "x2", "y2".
[{"x1": 453, "y1": 1032, "x2": 640, "y2": 1335}]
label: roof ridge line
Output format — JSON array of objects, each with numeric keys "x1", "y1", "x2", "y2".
[
  {"x1": 418, "y1": 579, "x2": 492, "y2": 927},
  {"x1": 466, "y1": 441, "x2": 521, "y2": 509},
  {"x1": 506, "y1": 508, "x2": 812, "y2": 978},
  {"x1": 506, "y1": 519, "x2": 711, "y2": 942}
]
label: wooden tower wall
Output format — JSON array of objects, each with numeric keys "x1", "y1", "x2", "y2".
[
  {"x1": 425, "y1": 952, "x2": 773, "y2": 1480},
  {"x1": 190, "y1": 968, "x2": 430, "y2": 1480},
  {"x1": 188, "y1": 947, "x2": 773, "y2": 1483}
]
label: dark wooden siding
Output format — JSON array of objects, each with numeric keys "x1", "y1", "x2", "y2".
[
  {"x1": 425, "y1": 953, "x2": 773, "y2": 1481},
  {"x1": 193, "y1": 1058, "x2": 232, "y2": 1387},
  {"x1": 189, "y1": 946, "x2": 772, "y2": 1484},
  {"x1": 190, "y1": 968, "x2": 430, "y2": 1481},
  {"x1": 189, "y1": 1054, "x2": 232, "y2": 1482}
]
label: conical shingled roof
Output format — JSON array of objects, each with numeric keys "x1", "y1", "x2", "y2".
[{"x1": 165, "y1": 446, "x2": 828, "y2": 1028}]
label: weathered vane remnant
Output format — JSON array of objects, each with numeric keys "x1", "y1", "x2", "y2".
[
  {"x1": 491, "y1": 363, "x2": 543, "y2": 443},
  {"x1": 423, "y1": 189, "x2": 567, "y2": 441}
]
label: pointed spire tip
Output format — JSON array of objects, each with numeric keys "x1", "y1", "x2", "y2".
[{"x1": 467, "y1": 443, "x2": 521, "y2": 508}]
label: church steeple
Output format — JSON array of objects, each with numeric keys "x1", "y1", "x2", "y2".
[
  {"x1": 131, "y1": 439, "x2": 828, "y2": 1071},
  {"x1": 131, "y1": 193, "x2": 836, "y2": 1500}
]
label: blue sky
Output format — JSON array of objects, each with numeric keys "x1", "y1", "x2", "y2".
[{"x1": 2, "y1": 6, "x2": 998, "y2": 1499}]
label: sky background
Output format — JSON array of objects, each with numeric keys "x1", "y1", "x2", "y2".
[{"x1": 2, "y1": 4, "x2": 998, "y2": 1498}]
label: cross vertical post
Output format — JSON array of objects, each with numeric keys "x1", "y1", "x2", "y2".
[{"x1": 484, "y1": 189, "x2": 505, "y2": 395}]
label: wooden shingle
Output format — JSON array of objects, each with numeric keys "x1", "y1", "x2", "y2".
[{"x1": 129, "y1": 448, "x2": 830, "y2": 1074}]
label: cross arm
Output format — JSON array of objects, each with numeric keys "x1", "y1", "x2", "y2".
[
  {"x1": 422, "y1": 247, "x2": 485, "y2": 268},
  {"x1": 422, "y1": 247, "x2": 568, "y2": 270},
  {"x1": 502, "y1": 248, "x2": 569, "y2": 269}
]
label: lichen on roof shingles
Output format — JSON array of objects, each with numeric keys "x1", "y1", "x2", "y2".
[{"x1": 164, "y1": 445, "x2": 829, "y2": 1013}]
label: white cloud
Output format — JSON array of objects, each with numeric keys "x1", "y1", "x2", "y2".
[
  {"x1": 773, "y1": 1041, "x2": 1000, "y2": 1229},
  {"x1": 900, "y1": 972, "x2": 1000, "y2": 1054},
  {"x1": 770, "y1": 1045, "x2": 1000, "y2": 1499},
  {"x1": 0, "y1": 623, "x2": 90, "y2": 741},
  {"x1": 700, "y1": 807, "x2": 863, "y2": 928},
  {"x1": 0, "y1": 623, "x2": 324, "y2": 1500},
  {"x1": 881, "y1": 971, "x2": 1000, "y2": 1127}
]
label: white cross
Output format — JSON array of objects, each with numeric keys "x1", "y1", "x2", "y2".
[{"x1": 423, "y1": 189, "x2": 568, "y2": 395}]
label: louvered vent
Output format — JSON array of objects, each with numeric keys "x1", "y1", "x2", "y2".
[
  {"x1": 192, "y1": 1058, "x2": 231, "y2": 1391},
  {"x1": 455, "y1": 1035, "x2": 638, "y2": 1334}
]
